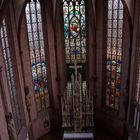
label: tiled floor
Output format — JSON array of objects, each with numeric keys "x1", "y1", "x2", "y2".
[{"x1": 38, "y1": 127, "x2": 120, "y2": 140}]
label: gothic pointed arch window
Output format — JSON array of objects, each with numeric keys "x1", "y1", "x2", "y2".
[
  {"x1": 63, "y1": 0, "x2": 86, "y2": 63},
  {"x1": 105, "y1": 0, "x2": 124, "y2": 110},
  {"x1": 25, "y1": 0, "x2": 49, "y2": 112},
  {"x1": 62, "y1": 0, "x2": 94, "y2": 131},
  {"x1": 0, "y1": 18, "x2": 22, "y2": 132}
]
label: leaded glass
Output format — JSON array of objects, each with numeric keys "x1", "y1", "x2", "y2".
[
  {"x1": 113, "y1": 20, "x2": 117, "y2": 28},
  {"x1": 105, "y1": 0, "x2": 124, "y2": 110},
  {"x1": 0, "y1": 19, "x2": 22, "y2": 132},
  {"x1": 113, "y1": 10, "x2": 118, "y2": 19},
  {"x1": 25, "y1": 0, "x2": 49, "y2": 112},
  {"x1": 108, "y1": 0, "x2": 112, "y2": 9},
  {"x1": 108, "y1": 10, "x2": 112, "y2": 19},
  {"x1": 118, "y1": 20, "x2": 123, "y2": 28},
  {"x1": 63, "y1": 0, "x2": 86, "y2": 63}
]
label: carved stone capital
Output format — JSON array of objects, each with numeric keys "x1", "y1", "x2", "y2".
[
  {"x1": 5, "y1": 112, "x2": 17, "y2": 140},
  {"x1": 24, "y1": 86, "x2": 31, "y2": 112}
]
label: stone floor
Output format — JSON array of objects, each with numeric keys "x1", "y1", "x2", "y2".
[{"x1": 38, "y1": 127, "x2": 120, "y2": 140}]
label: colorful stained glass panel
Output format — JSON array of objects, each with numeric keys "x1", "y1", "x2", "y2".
[
  {"x1": 63, "y1": 0, "x2": 86, "y2": 63},
  {"x1": 105, "y1": 0, "x2": 124, "y2": 110},
  {"x1": 25, "y1": 0, "x2": 49, "y2": 112}
]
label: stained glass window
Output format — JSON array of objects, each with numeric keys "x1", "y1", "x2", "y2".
[
  {"x1": 25, "y1": 0, "x2": 49, "y2": 112},
  {"x1": 105, "y1": 0, "x2": 124, "y2": 110},
  {"x1": 63, "y1": 0, "x2": 86, "y2": 63},
  {"x1": 0, "y1": 19, "x2": 22, "y2": 132}
]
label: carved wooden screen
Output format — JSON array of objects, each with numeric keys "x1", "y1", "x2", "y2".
[
  {"x1": 0, "y1": 19, "x2": 22, "y2": 132},
  {"x1": 25, "y1": 0, "x2": 49, "y2": 112},
  {"x1": 105, "y1": 0, "x2": 124, "y2": 110}
]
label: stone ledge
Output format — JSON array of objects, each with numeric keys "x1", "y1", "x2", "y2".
[{"x1": 63, "y1": 132, "x2": 94, "y2": 140}]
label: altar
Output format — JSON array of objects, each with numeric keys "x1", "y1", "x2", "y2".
[
  {"x1": 61, "y1": 61, "x2": 94, "y2": 135},
  {"x1": 63, "y1": 132, "x2": 94, "y2": 140}
]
